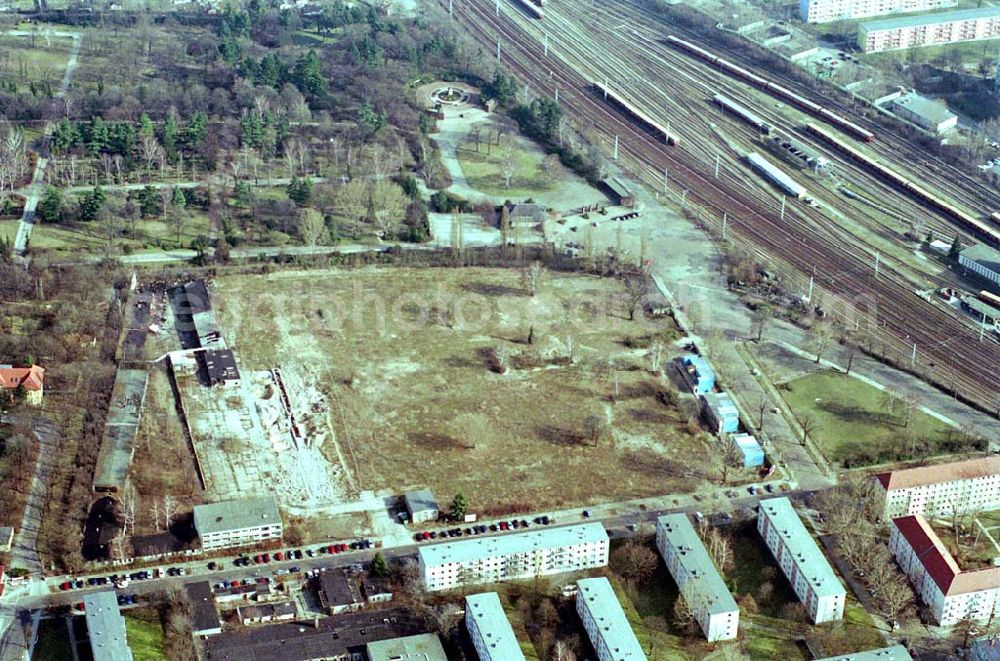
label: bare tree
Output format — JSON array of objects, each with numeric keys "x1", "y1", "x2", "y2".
[
  {"x1": 624, "y1": 276, "x2": 649, "y2": 321},
  {"x1": 799, "y1": 412, "x2": 818, "y2": 445},
  {"x1": 121, "y1": 481, "x2": 138, "y2": 535},
  {"x1": 298, "y1": 208, "x2": 326, "y2": 246},
  {"x1": 520, "y1": 261, "x2": 544, "y2": 296},
  {"x1": 807, "y1": 321, "x2": 834, "y2": 363},
  {"x1": 647, "y1": 340, "x2": 665, "y2": 373},
  {"x1": 499, "y1": 140, "x2": 516, "y2": 189},
  {"x1": 750, "y1": 305, "x2": 772, "y2": 342},
  {"x1": 369, "y1": 180, "x2": 408, "y2": 239},
  {"x1": 161, "y1": 495, "x2": 178, "y2": 530},
  {"x1": 881, "y1": 385, "x2": 904, "y2": 420},
  {"x1": 718, "y1": 435, "x2": 744, "y2": 484},
  {"x1": 611, "y1": 541, "x2": 659, "y2": 582}
]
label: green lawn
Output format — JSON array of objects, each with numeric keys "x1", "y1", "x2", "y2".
[
  {"x1": 124, "y1": 610, "x2": 166, "y2": 661},
  {"x1": 781, "y1": 370, "x2": 954, "y2": 466},
  {"x1": 31, "y1": 617, "x2": 74, "y2": 661},
  {"x1": 456, "y1": 136, "x2": 554, "y2": 198}
]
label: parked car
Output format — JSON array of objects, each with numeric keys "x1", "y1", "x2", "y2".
[
  {"x1": 60, "y1": 581, "x2": 72, "y2": 591},
  {"x1": 207, "y1": 562, "x2": 218, "y2": 571},
  {"x1": 748, "y1": 486, "x2": 758, "y2": 495},
  {"x1": 274, "y1": 552, "x2": 284, "y2": 561}
]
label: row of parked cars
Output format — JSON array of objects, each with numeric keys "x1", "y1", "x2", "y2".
[
  {"x1": 227, "y1": 540, "x2": 373, "y2": 568},
  {"x1": 414, "y1": 516, "x2": 553, "y2": 542},
  {"x1": 61, "y1": 566, "x2": 190, "y2": 591}
]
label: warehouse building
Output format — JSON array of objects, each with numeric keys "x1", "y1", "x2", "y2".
[
  {"x1": 84, "y1": 591, "x2": 134, "y2": 661},
  {"x1": 576, "y1": 577, "x2": 647, "y2": 661},
  {"x1": 465, "y1": 592, "x2": 524, "y2": 661},
  {"x1": 876, "y1": 456, "x2": 1000, "y2": 519},
  {"x1": 800, "y1": 0, "x2": 955, "y2": 23},
  {"x1": 960, "y1": 244, "x2": 1000, "y2": 286},
  {"x1": 702, "y1": 391, "x2": 740, "y2": 435},
  {"x1": 890, "y1": 514, "x2": 1000, "y2": 625},
  {"x1": 678, "y1": 354, "x2": 715, "y2": 394},
  {"x1": 194, "y1": 496, "x2": 283, "y2": 551},
  {"x1": 758, "y1": 497, "x2": 846, "y2": 623},
  {"x1": 859, "y1": 7, "x2": 1000, "y2": 53},
  {"x1": 817, "y1": 645, "x2": 913, "y2": 660},
  {"x1": 746, "y1": 152, "x2": 808, "y2": 199},
  {"x1": 887, "y1": 91, "x2": 957, "y2": 133},
  {"x1": 656, "y1": 514, "x2": 739, "y2": 642},
  {"x1": 418, "y1": 523, "x2": 608, "y2": 592}
]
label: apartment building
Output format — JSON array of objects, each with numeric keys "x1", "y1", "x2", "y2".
[
  {"x1": 858, "y1": 7, "x2": 1000, "y2": 53},
  {"x1": 418, "y1": 523, "x2": 608, "y2": 592},
  {"x1": 465, "y1": 592, "x2": 524, "y2": 661},
  {"x1": 800, "y1": 0, "x2": 954, "y2": 23},
  {"x1": 758, "y1": 497, "x2": 846, "y2": 623},
  {"x1": 890, "y1": 515, "x2": 1000, "y2": 626},
  {"x1": 576, "y1": 577, "x2": 647, "y2": 661},
  {"x1": 876, "y1": 456, "x2": 1000, "y2": 519},
  {"x1": 193, "y1": 496, "x2": 283, "y2": 551},
  {"x1": 656, "y1": 514, "x2": 739, "y2": 642}
]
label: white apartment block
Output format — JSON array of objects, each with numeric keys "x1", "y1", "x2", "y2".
[
  {"x1": 876, "y1": 456, "x2": 1000, "y2": 520},
  {"x1": 193, "y1": 496, "x2": 283, "y2": 551},
  {"x1": 418, "y1": 523, "x2": 608, "y2": 592},
  {"x1": 800, "y1": 0, "x2": 954, "y2": 24},
  {"x1": 758, "y1": 497, "x2": 846, "y2": 624},
  {"x1": 890, "y1": 515, "x2": 1000, "y2": 626},
  {"x1": 465, "y1": 592, "x2": 524, "y2": 661},
  {"x1": 655, "y1": 514, "x2": 739, "y2": 642},
  {"x1": 576, "y1": 577, "x2": 647, "y2": 661},
  {"x1": 858, "y1": 7, "x2": 1000, "y2": 52}
]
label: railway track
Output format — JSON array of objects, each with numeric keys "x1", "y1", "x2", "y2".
[{"x1": 445, "y1": 0, "x2": 1000, "y2": 412}]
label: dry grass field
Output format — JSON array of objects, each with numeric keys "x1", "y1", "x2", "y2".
[{"x1": 213, "y1": 266, "x2": 710, "y2": 512}]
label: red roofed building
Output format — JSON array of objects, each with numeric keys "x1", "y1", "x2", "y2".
[
  {"x1": 876, "y1": 457, "x2": 1000, "y2": 519},
  {"x1": 890, "y1": 515, "x2": 1000, "y2": 625},
  {"x1": 0, "y1": 365, "x2": 44, "y2": 406}
]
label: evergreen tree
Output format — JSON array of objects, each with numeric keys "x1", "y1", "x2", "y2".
[
  {"x1": 949, "y1": 235, "x2": 963, "y2": 259},
  {"x1": 370, "y1": 552, "x2": 389, "y2": 578},
  {"x1": 450, "y1": 492, "x2": 468, "y2": 521},
  {"x1": 291, "y1": 50, "x2": 325, "y2": 97},
  {"x1": 138, "y1": 113, "x2": 155, "y2": 139},
  {"x1": 89, "y1": 117, "x2": 110, "y2": 156},
  {"x1": 286, "y1": 177, "x2": 312, "y2": 206},
  {"x1": 163, "y1": 114, "x2": 178, "y2": 162},
  {"x1": 138, "y1": 185, "x2": 162, "y2": 218},
  {"x1": 78, "y1": 186, "x2": 106, "y2": 222},
  {"x1": 37, "y1": 187, "x2": 63, "y2": 223},
  {"x1": 51, "y1": 119, "x2": 80, "y2": 153},
  {"x1": 172, "y1": 187, "x2": 187, "y2": 210},
  {"x1": 186, "y1": 111, "x2": 208, "y2": 147}
]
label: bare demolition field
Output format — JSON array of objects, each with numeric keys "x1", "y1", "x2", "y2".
[{"x1": 213, "y1": 267, "x2": 714, "y2": 512}]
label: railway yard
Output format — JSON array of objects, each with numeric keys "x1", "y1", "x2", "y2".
[{"x1": 445, "y1": 0, "x2": 1000, "y2": 413}]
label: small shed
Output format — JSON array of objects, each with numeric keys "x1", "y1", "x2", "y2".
[
  {"x1": 730, "y1": 433, "x2": 765, "y2": 468},
  {"x1": 680, "y1": 354, "x2": 715, "y2": 395},
  {"x1": 405, "y1": 489, "x2": 439, "y2": 524},
  {"x1": 601, "y1": 177, "x2": 635, "y2": 207},
  {"x1": 702, "y1": 391, "x2": 739, "y2": 435}
]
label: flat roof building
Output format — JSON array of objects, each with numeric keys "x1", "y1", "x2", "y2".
[
  {"x1": 366, "y1": 633, "x2": 448, "y2": 661},
  {"x1": 876, "y1": 456, "x2": 1000, "y2": 519},
  {"x1": 679, "y1": 354, "x2": 715, "y2": 395},
  {"x1": 316, "y1": 570, "x2": 362, "y2": 615},
  {"x1": 93, "y1": 369, "x2": 149, "y2": 493},
  {"x1": 466, "y1": 592, "x2": 525, "y2": 661},
  {"x1": 237, "y1": 601, "x2": 296, "y2": 626},
  {"x1": 185, "y1": 581, "x2": 223, "y2": 637},
  {"x1": 758, "y1": 497, "x2": 846, "y2": 623},
  {"x1": 194, "y1": 496, "x2": 282, "y2": 551},
  {"x1": 817, "y1": 645, "x2": 913, "y2": 660},
  {"x1": 576, "y1": 577, "x2": 646, "y2": 661},
  {"x1": 888, "y1": 91, "x2": 957, "y2": 133},
  {"x1": 404, "y1": 489, "x2": 439, "y2": 524},
  {"x1": 419, "y1": 523, "x2": 609, "y2": 592},
  {"x1": 960, "y1": 244, "x2": 1000, "y2": 286},
  {"x1": 800, "y1": 0, "x2": 955, "y2": 23},
  {"x1": 702, "y1": 391, "x2": 740, "y2": 435},
  {"x1": 656, "y1": 514, "x2": 739, "y2": 641},
  {"x1": 859, "y1": 7, "x2": 1000, "y2": 52},
  {"x1": 84, "y1": 591, "x2": 134, "y2": 661},
  {"x1": 202, "y1": 349, "x2": 240, "y2": 387},
  {"x1": 731, "y1": 433, "x2": 765, "y2": 468}
]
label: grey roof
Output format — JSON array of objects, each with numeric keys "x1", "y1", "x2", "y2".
[
  {"x1": 238, "y1": 601, "x2": 296, "y2": 621},
  {"x1": 194, "y1": 496, "x2": 281, "y2": 536},
  {"x1": 657, "y1": 514, "x2": 739, "y2": 616},
  {"x1": 318, "y1": 570, "x2": 361, "y2": 608},
  {"x1": 703, "y1": 392, "x2": 738, "y2": 417},
  {"x1": 759, "y1": 497, "x2": 845, "y2": 598},
  {"x1": 203, "y1": 349, "x2": 240, "y2": 383},
  {"x1": 84, "y1": 591, "x2": 133, "y2": 661},
  {"x1": 576, "y1": 577, "x2": 646, "y2": 660},
  {"x1": 961, "y1": 296, "x2": 1000, "y2": 321},
  {"x1": 747, "y1": 151, "x2": 807, "y2": 198},
  {"x1": 962, "y1": 244, "x2": 1000, "y2": 273},
  {"x1": 466, "y1": 592, "x2": 524, "y2": 660},
  {"x1": 861, "y1": 6, "x2": 1000, "y2": 31},
  {"x1": 419, "y1": 523, "x2": 607, "y2": 567},
  {"x1": 603, "y1": 177, "x2": 633, "y2": 199},
  {"x1": 509, "y1": 203, "x2": 547, "y2": 223},
  {"x1": 203, "y1": 607, "x2": 426, "y2": 661},
  {"x1": 366, "y1": 633, "x2": 448, "y2": 661},
  {"x1": 177, "y1": 280, "x2": 212, "y2": 315},
  {"x1": 404, "y1": 489, "x2": 438, "y2": 515},
  {"x1": 185, "y1": 581, "x2": 222, "y2": 635},
  {"x1": 94, "y1": 369, "x2": 148, "y2": 492},
  {"x1": 890, "y1": 93, "x2": 955, "y2": 127},
  {"x1": 817, "y1": 644, "x2": 913, "y2": 660}
]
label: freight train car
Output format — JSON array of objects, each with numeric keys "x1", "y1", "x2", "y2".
[
  {"x1": 806, "y1": 122, "x2": 1000, "y2": 247},
  {"x1": 594, "y1": 81, "x2": 679, "y2": 145},
  {"x1": 746, "y1": 152, "x2": 807, "y2": 199},
  {"x1": 712, "y1": 94, "x2": 772, "y2": 134},
  {"x1": 667, "y1": 36, "x2": 875, "y2": 142},
  {"x1": 513, "y1": 0, "x2": 543, "y2": 18}
]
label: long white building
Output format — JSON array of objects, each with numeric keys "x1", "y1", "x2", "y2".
[
  {"x1": 576, "y1": 577, "x2": 647, "y2": 661},
  {"x1": 890, "y1": 515, "x2": 1000, "y2": 626},
  {"x1": 655, "y1": 514, "x2": 739, "y2": 642},
  {"x1": 859, "y1": 7, "x2": 1000, "y2": 52},
  {"x1": 800, "y1": 0, "x2": 954, "y2": 23},
  {"x1": 465, "y1": 592, "x2": 524, "y2": 661},
  {"x1": 418, "y1": 523, "x2": 609, "y2": 592},
  {"x1": 758, "y1": 497, "x2": 846, "y2": 623},
  {"x1": 876, "y1": 456, "x2": 1000, "y2": 520},
  {"x1": 959, "y1": 245, "x2": 1000, "y2": 286}
]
